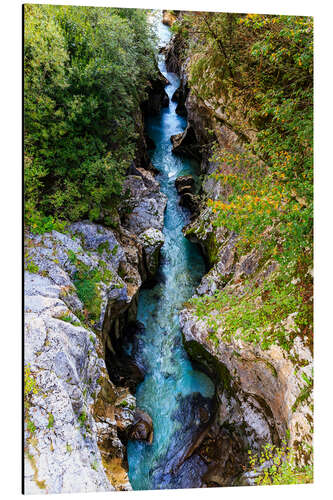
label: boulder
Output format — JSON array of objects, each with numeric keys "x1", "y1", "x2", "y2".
[
  {"x1": 171, "y1": 125, "x2": 201, "y2": 160},
  {"x1": 129, "y1": 409, "x2": 154, "y2": 444},
  {"x1": 179, "y1": 192, "x2": 200, "y2": 214},
  {"x1": 121, "y1": 167, "x2": 167, "y2": 235},
  {"x1": 139, "y1": 227, "x2": 165, "y2": 278},
  {"x1": 175, "y1": 175, "x2": 195, "y2": 193},
  {"x1": 162, "y1": 10, "x2": 177, "y2": 27}
]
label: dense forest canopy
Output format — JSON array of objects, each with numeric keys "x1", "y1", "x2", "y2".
[{"x1": 24, "y1": 4, "x2": 157, "y2": 232}]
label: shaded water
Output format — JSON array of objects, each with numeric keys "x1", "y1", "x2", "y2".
[{"x1": 127, "y1": 17, "x2": 215, "y2": 490}]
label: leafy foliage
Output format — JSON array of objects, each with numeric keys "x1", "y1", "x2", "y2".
[
  {"x1": 74, "y1": 267, "x2": 102, "y2": 322},
  {"x1": 24, "y1": 364, "x2": 40, "y2": 399},
  {"x1": 189, "y1": 270, "x2": 304, "y2": 351},
  {"x1": 24, "y1": 364, "x2": 40, "y2": 435},
  {"x1": 24, "y1": 4, "x2": 157, "y2": 229},
  {"x1": 248, "y1": 443, "x2": 313, "y2": 485},
  {"x1": 24, "y1": 252, "x2": 39, "y2": 274},
  {"x1": 176, "y1": 12, "x2": 313, "y2": 352},
  {"x1": 56, "y1": 312, "x2": 81, "y2": 327},
  {"x1": 47, "y1": 413, "x2": 55, "y2": 429}
]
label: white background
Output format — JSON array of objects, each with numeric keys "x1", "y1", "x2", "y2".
[{"x1": 1, "y1": 0, "x2": 332, "y2": 498}]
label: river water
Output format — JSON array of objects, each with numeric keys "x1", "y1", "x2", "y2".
[{"x1": 127, "y1": 15, "x2": 215, "y2": 490}]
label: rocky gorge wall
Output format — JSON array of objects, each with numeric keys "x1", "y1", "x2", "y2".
[
  {"x1": 165, "y1": 21, "x2": 313, "y2": 486},
  {"x1": 24, "y1": 78, "x2": 169, "y2": 494}
]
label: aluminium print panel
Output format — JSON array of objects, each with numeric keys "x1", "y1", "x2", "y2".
[{"x1": 24, "y1": 4, "x2": 313, "y2": 494}]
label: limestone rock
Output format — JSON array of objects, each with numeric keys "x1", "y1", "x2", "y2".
[
  {"x1": 139, "y1": 228, "x2": 165, "y2": 278},
  {"x1": 24, "y1": 271, "x2": 118, "y2": 494},
  {"x1": 23, "y1": 222, "x2": 146, "y2": 494},
  {"x1": 121, "y1": 167, "x2": 167, "y2": 235}
]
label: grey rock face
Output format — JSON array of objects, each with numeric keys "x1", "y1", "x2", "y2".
[
  {"x1": 139, "y1": 228, "x2": 165, "y2": 279},
  {"x1": 24, "y1": 152, "x2": 169, "y2": 494},
  {"x1": 24, "y1": 223, "x2": 143, "y2": 494},
  {"x1": 69, "y1": 221, "x2": 126, "y2": 270},
  {"x1": 24, "y1": 271, "x2": 117, "y2": 494},
  {"x1": 121, "y1": 167, "x2": 167, "y2": 235}
]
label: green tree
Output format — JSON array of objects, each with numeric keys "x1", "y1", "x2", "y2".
[{"x1": 24, "y1": 4, "x2": 157, "y2": 230}]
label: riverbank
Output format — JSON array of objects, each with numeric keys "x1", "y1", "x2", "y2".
[{"x1": 164, "y1": 10, "x2": 313, "y2": 485}]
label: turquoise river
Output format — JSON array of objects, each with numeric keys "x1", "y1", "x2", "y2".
[{"x1": 127, "y1": 16, "x2": 215, "y2": 490}]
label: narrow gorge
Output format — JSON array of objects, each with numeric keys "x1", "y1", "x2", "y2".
[{"x1": 126, "y1": 19, "x2": 215, "y2": 490}]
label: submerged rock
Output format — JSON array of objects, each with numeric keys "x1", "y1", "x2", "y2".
[{"x1": 149, "y1": 392, "x2": 214, "y2": 489}]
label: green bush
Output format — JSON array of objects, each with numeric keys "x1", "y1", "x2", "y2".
[
  {"x1": 248, "y1": 443, "x2": 313, "y2": 485},
  {"x1": 56, "y1": 312, "x2": 81, "y2": 327},
  {"x1": 74, "y1": 265, "x2": 102, "y2": 321},
  {"x1": 24, "y1": 364, "x2": 40, "y2": 399},
  {"x1": 47, "y1": 413, "x2": 55, "y2": 429}
]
